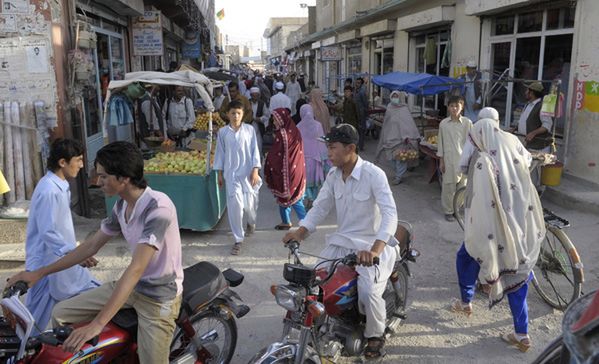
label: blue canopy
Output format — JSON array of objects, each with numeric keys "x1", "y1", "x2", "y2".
[{"x1": 372, "y1": 71, "x2": 463, "y2": 96}]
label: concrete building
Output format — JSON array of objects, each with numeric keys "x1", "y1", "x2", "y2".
[
  {"x1": 263, "y1": 17, "x2": 308, "y2": 72},
  {"x1": 290, "y1": 0, "x2": 598, "y2": 187}
]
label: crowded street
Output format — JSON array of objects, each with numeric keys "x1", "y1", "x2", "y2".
[{"x1": 2, "y1": 137, "x2": 597, "y2": 363}]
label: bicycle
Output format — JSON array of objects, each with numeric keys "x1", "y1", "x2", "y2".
[{"x1": 452, "y1": 153, "x2": 584, "y2": 310}]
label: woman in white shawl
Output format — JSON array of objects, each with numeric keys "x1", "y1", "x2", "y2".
[
  {"x1": 375, "y1": 91, "x2": 420, "y2": 184},
  {"x1": 452, "y1": 118, "x2": 545, "y2": 352}
]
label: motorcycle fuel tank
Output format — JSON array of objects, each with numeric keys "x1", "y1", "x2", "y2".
[
  {"x1": 317, "y1": 265, "x2": 359, "y2": 317},
  {"x1": 29, "y1": 322, "x2": 133, "y2": 364}
]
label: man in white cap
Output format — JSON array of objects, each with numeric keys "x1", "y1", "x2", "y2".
[
  {"x1": 457, "y1": 61, "x2": 483, "y2": 122},
  {"x1": 269, "y1": 81, "x2": 292, "y2": 114},
  {"x1": 250, "y1": 87, "x2": 269, "y2": 155},
  {"x1": 285, "y1": 72, "x2": 302, "y2": 116}
]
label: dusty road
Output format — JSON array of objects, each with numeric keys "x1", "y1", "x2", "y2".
[{"x1": 1, "y1": 138, "x2": 597, "y2": 363}]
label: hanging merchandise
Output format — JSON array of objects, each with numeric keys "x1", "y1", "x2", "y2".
[
  {"x1": 424, "y1": 37, "x2": 437, "y2": 65},
  {"x1": 107, "y1": 93, "x2": 134, "y2": 126},
  {"x1": 441, "y1": 40, "x2": 451, "y2": 68}
]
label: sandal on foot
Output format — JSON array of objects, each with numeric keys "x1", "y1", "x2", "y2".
[
  {"x1": 450, "y1": 298, "x2": 473, "y2": 317},
  {"x1": 274, "y1": 224, "x2": 292, "y2": 230},
  {"x1": 364, "y1": 337, "x2": 386, "y2": 359},
  {"x1": 231, "y1": 242, "x2": 242, "y2": 255},
  {"x1": 501, "y1": 333, "x2": 531, "y2": 353}
]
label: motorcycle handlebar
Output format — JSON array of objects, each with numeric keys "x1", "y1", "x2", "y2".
[{"x1": 3, "y1": 280, "x2": 28, "y2": 298}]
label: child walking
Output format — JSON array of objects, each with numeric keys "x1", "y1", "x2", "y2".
[
  {"x1": 437, "y1": 96, "x2": 473, "y2": 221},
  {"x1": 214, "y1": 100, "x2": 262, "y2": 255}
]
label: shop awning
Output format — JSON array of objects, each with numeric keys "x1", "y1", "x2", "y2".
[{"x1": 372, "y1": 71, "x2": 463, "y2": 95}]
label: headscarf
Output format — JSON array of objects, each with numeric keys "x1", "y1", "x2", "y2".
[
  {"x1": 477, "y1": 107, "x2": 499, "y2": 122},
  {"x1": 292, "y1": 98, "x2": 308, "y2": 124},
  {"x1": 375, "y1": 91, "x2": 421, "y2": 161},
  {"x1": 309, "y1": 88, "x2": 331, "y2": 134},
  {"x1": 297, "y1": 104, "x2": 328, "y2": 160},
  {"x1": 464, "y1": 118, "x2": 545, "y2": 307},
  {"x1": 264, "y1": 108, "x2": 306, "y2": 207}
]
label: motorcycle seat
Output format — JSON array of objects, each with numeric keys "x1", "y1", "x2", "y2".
[
  {"x1": 182, "y1": 262, "x2": 227, "y2": 312},
  {"x1": 111, "y1": 308, "x2": 138, "y2": 340}
]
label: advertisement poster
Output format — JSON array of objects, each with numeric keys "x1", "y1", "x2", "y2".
[
  {"x1": 132, "y1": 11, "x2": 163, "y2": 56},
  {"x1": 321, "y1": 46, "x2": 341, "y2": 61},
  {"x1": 575, "y1": 79, "x2": 599, "y2": 113},
  {"x1": 182, "y1": 31, "x2": 201, "y2": 59}
]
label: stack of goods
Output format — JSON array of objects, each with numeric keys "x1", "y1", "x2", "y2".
[
  {"x1": 145, "y1": 150, "x2": 208, "y2": 175},
  {"x1": 194, "y1": 112, "x2": 226, "y2": 132},
  {"x1": 426, "y1": 134, "x2": 438, "y2": 146},
  {"x1": 394, "y1": 146, "x2": 419, "y2": 162}
]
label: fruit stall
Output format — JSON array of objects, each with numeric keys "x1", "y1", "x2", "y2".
[{"x1": 104, "y1": 71, "x2": 228, "y2": 231}]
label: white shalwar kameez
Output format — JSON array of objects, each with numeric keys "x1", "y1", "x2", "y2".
[
  {"x1": 286, "y1": 81, "x2": 302, "y2": 116},
  {"x1": 299, "y1": 157, "x2": 398, "y2": 338},
  {"x1": 214, "y1": 124, "x2": 262, "y2": 242}
]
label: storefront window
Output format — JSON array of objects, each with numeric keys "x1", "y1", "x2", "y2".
[
  {"x1": 518, "y1": 11, "x2": 543, "y2": 33},
  {"x1": 493, "y1": 15, "x2": 515, "y2": 36},
  {"x1": 488, "y1": 6, "x2": 574, "y2": 135},
  {"x1": 413, "y1": 29, "x2": 450, "y2": 114}
]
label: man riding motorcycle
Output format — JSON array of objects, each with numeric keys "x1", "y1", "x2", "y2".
[
  {"x1": 283, "y1": 123, "x2": 399, "y2": 359},
  {"x1": 8, "y1": 141, "x2": 184, "y2": 363}
]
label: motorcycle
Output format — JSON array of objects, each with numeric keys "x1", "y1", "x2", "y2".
[
  {"x1": 0, "y1": 261, "x2": 249, "y2": 364},
  {"x1": 250, "y1": 221, "x2": 419, "y2": 363},
  {"x1": 532, "y1": 288, "x2": 599, "y2": 364}
]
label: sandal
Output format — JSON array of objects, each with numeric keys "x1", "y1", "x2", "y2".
[
  {"x1": 364, "y1": 337, "x2": 386, "y2": 359},
  {"x1": 274, "y1": 224, "x2": 292, "y2": 230},
  {"x1": 231, "y1": 242, "x2": 242, "y2": 255},
  {"x1": 450, "y1": 298, "x2": 473, "y2": 317},
  {"x1": 501, "y1": 332, "x2": 531, "y2": 353}
]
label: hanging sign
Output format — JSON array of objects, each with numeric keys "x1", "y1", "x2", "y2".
[
  {"x1": 132, "y1": 11, "x2": 163, "y2": 56},
  {"x1": 181, "y1": 31, "x2": 201, "y2": 59},
  {"x1": 321, "y1": 46, "x2": 341, "y2": 61}
]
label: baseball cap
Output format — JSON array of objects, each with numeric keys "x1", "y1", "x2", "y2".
[{"x1": 320, "y1": 124, "x2": 359, "y2": 145}]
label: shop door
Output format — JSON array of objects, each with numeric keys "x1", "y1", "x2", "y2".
[{"x1": 84, "y1": 29, "x2": 129, "y2": 172}]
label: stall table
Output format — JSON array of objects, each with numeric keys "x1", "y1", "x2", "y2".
[
  {"x1": 419, "y1": 144, "x2": 442, "y2": 185},
  {"x1": 105, "y1": 170, "x2": 226, "y2": 231}
]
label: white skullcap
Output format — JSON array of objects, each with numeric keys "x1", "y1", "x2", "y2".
[
  {"x1": 275, "y1": 81, "x2": 285, "y2": 90},
  {"x1": 250, "y1": 87, "x2": 260, "y2": 94},
  {"x1": 478, "y1": 107, "x2": 499, "y2": 121},
  {"x1": 466, "y1": 60, "x2": 477, "y2": 68}
]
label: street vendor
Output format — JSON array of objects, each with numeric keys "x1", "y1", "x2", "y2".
[{"x1": 163, "y1": 85, "x2": 196, "y2": 147}]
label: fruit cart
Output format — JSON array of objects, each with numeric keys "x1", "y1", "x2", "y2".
[{"x1": 103, "y1": 70, "x2": 227, "y2": 231}]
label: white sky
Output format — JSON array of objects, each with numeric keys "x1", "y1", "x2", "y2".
[{"x1": 214, "y1": 0, "x2": 315, "y2": 56}]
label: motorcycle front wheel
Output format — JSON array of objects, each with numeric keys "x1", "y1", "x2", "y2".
[{"x1": 170, "y1": 309, "x2": 238, "y2": 364}]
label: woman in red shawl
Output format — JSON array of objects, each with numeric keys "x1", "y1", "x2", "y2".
[{"x1": 264, "y1": 108, "x2": 307, "y2": 230}]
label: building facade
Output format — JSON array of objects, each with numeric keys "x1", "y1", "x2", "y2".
[
  {"x1": 288, "y1": 0, "x2": 598, "y2": 186},
  {"x1": 263, "y1": 17, "x2": 308, "y2": 73}
]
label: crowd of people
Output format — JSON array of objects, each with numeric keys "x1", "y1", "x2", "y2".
[{"x1": 4, "y1": 65, "x2": 554, "y2": 360}]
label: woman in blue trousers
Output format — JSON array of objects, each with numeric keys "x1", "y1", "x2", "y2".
[{"x1": 452, "y1": 118, "x2": 545, "y2": 353}]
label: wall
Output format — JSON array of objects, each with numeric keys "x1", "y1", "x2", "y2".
[
  {"x1": 564, "y1": 0, "x2": 599, "y2": 185},
  {"x1": 450, "y1": 0, "x2": 480, "y2": 75},
  {"x1": 316, "y1": 0, "x2": 335, "y2": 32}
]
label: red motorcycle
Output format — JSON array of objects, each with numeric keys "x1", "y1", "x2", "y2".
[
  {"x1": 1, "y1": 261, "x2": 249, "y2": 364},
  {"x1": 249, "y1": 222, "x2": 419, "y2": 363}
]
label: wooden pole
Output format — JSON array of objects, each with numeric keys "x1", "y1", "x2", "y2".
[
  {"x1": 20, "y1": 102, "x2": 34, "y2": 199},
  {"x1": 11, "y1": 101, "x2": 25, "y2": 201},
  {"x1": 3, "y1": 101, "x2": 15, "y2": 204},
  {"x1": 0, "y1": 103, "x2": 4, "y2": 205}
]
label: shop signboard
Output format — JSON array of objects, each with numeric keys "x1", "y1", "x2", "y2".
[
  {"x1": 321, "y1": 46, "x2": 341, "y2": 61},
  {"x1": 132, "y1": 11, "x2": 163, "y2": 56},
  {"x1": 182, "y1": 31, "x2": 201, "y2": 59}
]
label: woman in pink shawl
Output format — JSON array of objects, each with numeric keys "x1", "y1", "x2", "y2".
[
  {"x1": 375, "y1": 91, "x2": 421, "y2": 184},
  {"x1": 264, "y1": 108, "x2": 307, "y2": 230},
  {"x1": 309, "y1": 87, "x2": 331, "y2": 134},
  {"x1": 297, "y1": 104, "x2": 329, "y2": 208}
]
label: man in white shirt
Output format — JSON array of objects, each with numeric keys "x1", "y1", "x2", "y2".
[
  {"x1": 283, "y1": 124, "x2": 398, "y2": 359},
  {"x1": 213, "y1": 86, "x2": 226, "y2": 111},
  {"x1": 269, "y1": 81, "x2": 292, "y2": 113},
  {"x1": 285, "y1": 72, "x2": 302, "y2": 116},
  {"x1": 163, "y1": 86, "x2": 196, "y2": 146},
  {"x1": 249, "y1": 87, "x2": 269, "y2": 155}
]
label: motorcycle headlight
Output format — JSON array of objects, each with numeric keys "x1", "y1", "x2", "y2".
[{"x1": 274, "y1": 285, "x2": 305, "y2": 312}]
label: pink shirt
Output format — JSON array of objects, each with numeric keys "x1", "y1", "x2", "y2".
[{"x1": 101, "y1": 187, "x2": 183, "y2": 300}]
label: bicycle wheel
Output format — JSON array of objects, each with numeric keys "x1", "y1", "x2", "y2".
[
  {"x1": 532, "y1": 226, "x2": 583, "y2": 310},
  {"x1": 531, "y1": 335, "x2": 571, "y2": 364},
  {"x1": 453, "y1": 186, "x2": 466, "y2": 230}
]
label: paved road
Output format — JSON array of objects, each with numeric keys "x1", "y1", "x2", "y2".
[{"x1": 1, "y1": 137, "x2": 597, "y2": 363}]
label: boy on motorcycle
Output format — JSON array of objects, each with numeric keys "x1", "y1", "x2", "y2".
[
  {"x1": 283, "y1": 123, "x2": 399, "y2": 359},
  {"x1": 8, "y1": 141, "x2": 184, "y2": 363}
]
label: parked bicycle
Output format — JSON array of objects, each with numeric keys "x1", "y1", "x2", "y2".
[{"x1": 452, "y1": 152, "x2": 584, "y2": 310}]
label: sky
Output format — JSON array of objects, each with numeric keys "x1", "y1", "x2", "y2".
[{"x1": 214, "y1": 0, "x2": 316, "y2": 56}]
